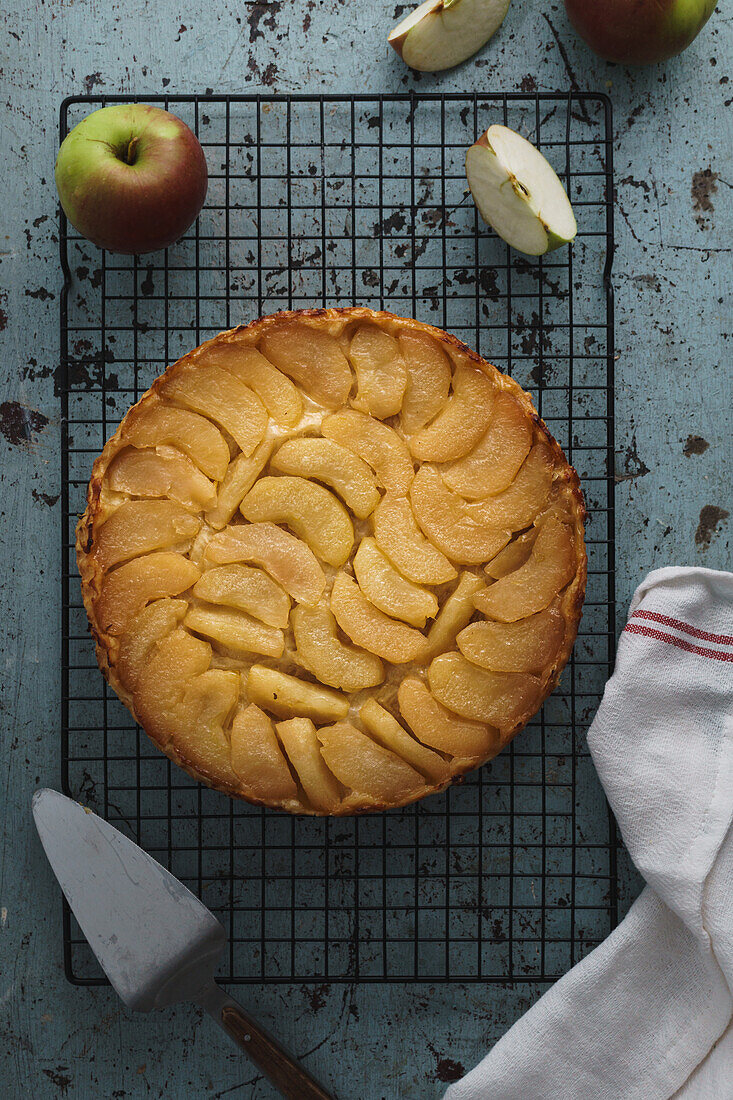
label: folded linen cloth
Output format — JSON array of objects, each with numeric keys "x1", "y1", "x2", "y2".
[{"x1": 445, "y1": 567, "x2": 733, "y2": 1100}]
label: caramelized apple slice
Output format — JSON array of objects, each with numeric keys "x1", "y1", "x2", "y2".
[
  {"x1": 398, "y1": 330, "x2": 452, "y2": 433},
  {"x1": 176, "y1": 669, "x2": 241, "y2": 786},
  {"x1": 92, "y1": 499, "x2": 201, "y2": 571},
  {"x1": 271, "y1": 438, "x2": 380, "y2": 519},
  {"x1": 467, "y1": 443, "x2": 555, "y2": 530},
  {"x1": 292, "y1": 604, "x2": 384, "y2": 692},
  {"x1": 95, "y1": 552, "x2": 201, "y2": 636},
  {"x1": 428, "y1": 652, "x2": 541, "y2": 729},
  {"x1": 485, "y1": 527, "x2": 538, "y2": 579},
  {"x1": 134, "y1": 626, "x2": 210, "y2": 745},
  {"x1": 353, "y1": 537, "x2": 438, "y2": 628},
  {"x1": 359, "y1": 699, "x2": 450, "y2": 783},
  {"x1": 442, "y1": 393, "x2": 533, "y2": 498},
  {"x1": 398, "y1": 676, "x2": 500, "y2": 761},
  {"x1": 240, "y1": 476, "x2": 354, "y2": 568},
  {"x1": 106, "y1": 447, "x2": 216, "y2": 510},
  {"x1": 184, "y1": 605, "x2": 284, "y2": 658},
  {"x1": 349, "y1": 324, "x2": 408, "y2": 419},
  {"x1": 205, "y1": 440, "x2": 273, "y2": 530},
  {"x1": 276, "y1": 718, "x2": 343, "y2": 813},
  {"x1": 373, "y1": 496, "x2": 457, "y2": 585},
  {"x1": 205, "y1": 522, "x2": 326, "y2": 606},
  {"x1": 159, "y1": 362, "x2": 268, "y2": 456},
  {"x1": 318, "y1": 722, "x2": 424, "y2": 804},
  {"x1": 425, "y1": 571, "x2": 485, "y2": 655},
  {"x1": 474, "y1": 517, "x2": 576, "y2": 622},
  {"x1": 206, "y1": 343, "x2": 303, "y2": 427},
  {"x1": 331, "y1": 573, "x2": 427, "y2": 663},
  {"x1": 117, "y1": 598, "x2": 188, "y2": 693},
  {"x1": 321, "y1": 410, "x2": 414, "y2": 493},
  {"x1": 247, "y1": 665, "x2": 349, "y2": 723},
  {"x1": 230, "y1": 704, "x2": 299, "y2": 803},
  {"x1": 122, "y1": 399, "x2": 230, "y2": 481},
  {"x1": 458, "y1": 603, "x2": 565, "y2": 672},
  {"x1": 193, "y1": 564, "x2": 290, "y2": 628},
  {"x1": 408, "y1": 363, "x2": 495, "y2": 461},
  {"x1": 260, "y1": 321, "x2": 353, "y2": 409},
  {"x1": 410, "y1": 466, "x2": 511, "y2": 563}
]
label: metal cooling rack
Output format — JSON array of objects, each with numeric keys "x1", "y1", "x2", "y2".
[{"x1": 60, "y1": 91, "x2": 616, "y2": 984}]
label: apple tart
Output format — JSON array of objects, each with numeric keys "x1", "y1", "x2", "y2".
[{"x1": 77, "y1": 307, "x2": 586, "y2": 815}]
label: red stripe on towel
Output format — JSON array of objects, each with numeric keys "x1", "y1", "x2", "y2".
[
  {"x1": 630, "y1": 610, "x2": 733, "y2": 646},
  {"x1": 624, "y1": 623, "x2": 733, "y2": 662}
]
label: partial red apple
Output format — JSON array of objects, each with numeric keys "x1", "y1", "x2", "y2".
[
  {"x1": 55, "y1": 104, "x2": 208, "y2": 254},
  {"x1": 564, "y1": 0, "x2": 717, "y2": 65}
]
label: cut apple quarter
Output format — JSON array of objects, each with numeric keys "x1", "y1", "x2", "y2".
[
  {"x1": 184, "y1": 605, "x2": 285, "y2": 659},
  {"x1": 230, "y1": 704, "x2": 298, "y2": 805},
  {"x1": 292, "y1": 604, "x2": 385, "y2": 693},
  {"x1": 389, "y1": 0, "x2": 511, "y2": 73},
  {"x1": 248, "y1": 665, "x2": 349, "y2": 724},
  {"x1": 466, "y1": 124, "x2": 577, "y2": 257},
  {"x1": 353, "y1": 537, "x2": 439, "y2": 628},
  {"x1": 399, "y1": 330, "x2": 452, "y2": 434},
  {"x1": 349, "y1": 323, "x2": 408, "y2": 419},
  {"x1": 474, "y1": 516, "x2": 575, "y2": 621},
  {"x1": 457, "y1": 602, "x2": 565, "y2": 672},
  {"x1": 398, "y1": 677, "x2": 500, "y2": 763},
  {"x1": 373, "y1": 495, "x2": 457, "y2": 586},
  {"x1": 428, "y1": 652, "x2": 541, "y2": 730},
  {"x1": 425, "y1": 570, "x2": 485, "y2": 656},
  {"x1": 240, "y1": 475, "x2": 354, "y2": 568},
  {"x1": 322, "y1": 409, "x2": 415, "y2": 494},
  {"x1": 408, "y1": 363, "x2": 495, "y2": 462},
  {"x1": 205, "y1": 522, "x2": 326, "y2": 606},
  {"x1": 276, "y1": 718, "x2": 343, "y2": 814},
  {"x1": 331, "y1": 573, "x2": 428, "y2": 664},
  {"x1": 204, "y1": 439, "x2": 273, "y2": 530},
  {"x1": 442, "y1": 393, "x2": 533, "y2": 499},
  {"x1": 317, "y1": 723, "x2": 425, "y2": 806},
  {"x1": 193, "y1": 564, "x2": 290, "y2": 628},
  {"x1": 259, "y1": 321, "x2": 353, "y2": 409},
  {"x1": 271, "y1": 437, "x2": 380, "y2": 520}
]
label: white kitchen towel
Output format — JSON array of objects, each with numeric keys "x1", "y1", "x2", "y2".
[{"x1": 444, "y1": 567, "x2": 733, "y2": 1100}]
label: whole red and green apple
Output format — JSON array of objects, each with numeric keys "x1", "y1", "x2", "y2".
[
  {"x1": 563, "y1": 0, "x2": 717, "y2": 65},
  {"x1": 55, "y1": 104, "x2": 208, "y2": 254}
]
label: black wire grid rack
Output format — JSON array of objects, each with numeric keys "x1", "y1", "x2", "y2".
[{"x1": 60, "y1": 91, "x2": 616, "y2": 985}]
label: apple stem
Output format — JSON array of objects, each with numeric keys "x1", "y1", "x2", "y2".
[{"x1": 124, "y1": 136, "x2": 139, "y2": 165}]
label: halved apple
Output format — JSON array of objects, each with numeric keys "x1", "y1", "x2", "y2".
[
  {"x1": 248, "y1": 665, "x2": 349, "y2": 723},
  {"x1": 389, "y1": 0, "x2": 511, "y2": 73},
  {"x1": 292, "y1": 604, "x2": 385, "y2": 692},
  {"x1": 349, "y1": 323, "x2": 408, "y2": 419},
  {"x1": 353, "y1": 537, "x2": 438, "y2": 628},
  {"x1": 410, "y1": 465, "x2": 511, "y2": 563},
  {"x1": 408, "y1": 363, "x2": 495, "y2": 462},
  {"x1": 442, "y1": 393, "x2": 533, "y2": 499},
  {"x1": 92, "y1": 499, "x2": 201, "y2": 571},
  {"x1": 331, "y1": 573, "x2": 428, "y2": 664},
  {"x1": 275, "y1": 718, "x2": 343, "y2": 814},
  {"x1": 205, "y1": 439, "x2": 273, "y2": 530},
  {"x1": 428, "y1": 651, "x2": 541, "y2": 729},
  {"x1": 398, "y1": 676, "x2": 500, "y2": 762},
  {"x1": 467, "y1": 443, "x2": 555, "y2": 530},
  {"x1": 474, "y1": 516, "x2": 576, "y2": 621},
  {"x1": 373, "y1": 495, "x2": 457, "y2": 585},
  {"x1": 205, "y1": 522, "x2": 326, "y2": 606},
  {"x1": 106, "y1": 446, "x2": 217, "y2": 510},
  {"x1": 123, "y1": 399, "x2": 230, "y2": 481},
  {"x1": 159, "y1": 362, "x2": 267, "y2": 456},
  {"x1": 398, "y1": 330, "x2": 452, "y2": 434},
  {"x1": 206, "y1": 342, "x2": 303, "y2": 427},
  {"x1": 425, "y1": 570, "x2": 485, "y2": 655},
  {"x1": 192, "y1": 564, "x2": 290, "y2": 628},
  {"x1": 457, "y1": 602, "x2": 564, "y2": 672},
  {"x1": 318, "y1": 722, "x2": 424, "y2": 805},
  {"x1": 184, "y1": 605, "x2": 285, "y2": 659},
  {"x1": 322, "y1": 409, "x2": 415, "y2": 494},
  {"x1": 230, "y1": 704, "x2": 299, "y2": 803},
  {"x1": 95, "y1": 551, "x2": 201, "y2": 636},
  {"x1": 359, "y1": 699, "x2": 450, "y2": 783},
  {"x1": 271, "y1": 437, "x2": 380, "y2": 519},
  {"x1": 240, "y1": 475, "x2": 354, "y2": 568},
  {"x1": 259, "y1": 321, "x2": 353, "y2": 409},
  {"x1": 466, "y1": 124, "x2": 577, "y2": 257}
]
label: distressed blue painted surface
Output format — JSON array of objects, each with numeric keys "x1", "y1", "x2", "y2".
[{"x1": 0, "y1": 2, "x2": 730, "y2": 1097}]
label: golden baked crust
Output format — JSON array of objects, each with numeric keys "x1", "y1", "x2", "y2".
[{"x1": 76, "y1": 307, "x2": 586, "y2": 815}]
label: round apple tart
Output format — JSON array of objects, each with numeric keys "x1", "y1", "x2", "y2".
[{"x1": 77, "y1": 307, "x2": 586, "y2": 815}]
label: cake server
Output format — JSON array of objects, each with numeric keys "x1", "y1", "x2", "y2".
[{"x1": 32, "y1": 788, "x2": 333, "y2": 1100}]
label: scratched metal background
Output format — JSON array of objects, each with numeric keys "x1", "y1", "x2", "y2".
[{"x1": 0, "y1": 2, "x2": 731, "y2": 1098}]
